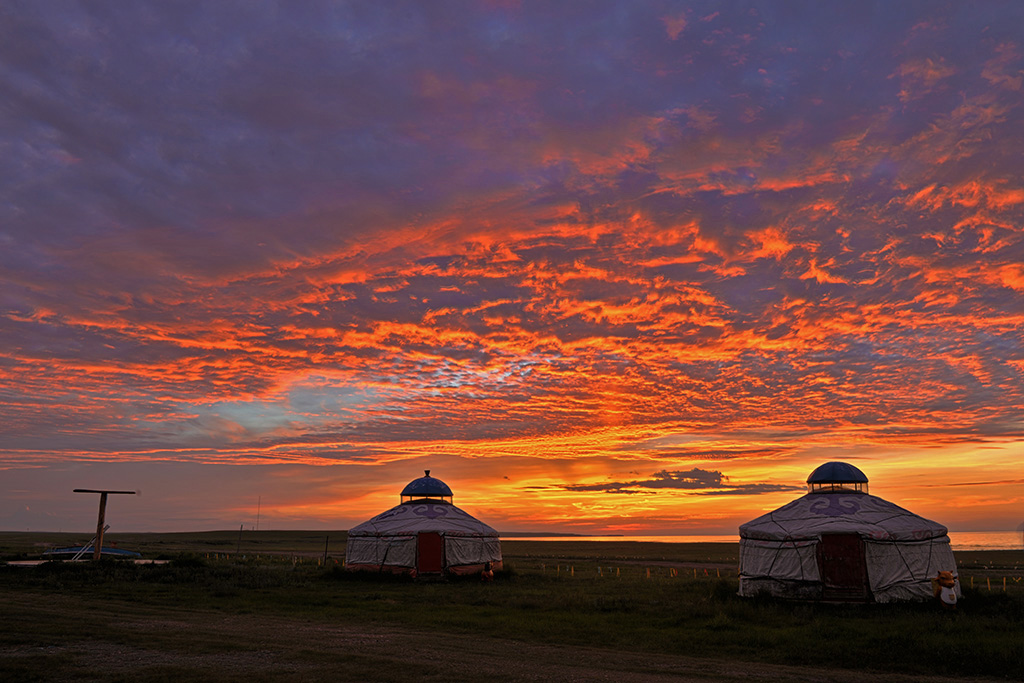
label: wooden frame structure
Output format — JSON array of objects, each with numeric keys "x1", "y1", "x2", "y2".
[{"x1": 73, "y1": 489, "x2": 136, "y2": 560}]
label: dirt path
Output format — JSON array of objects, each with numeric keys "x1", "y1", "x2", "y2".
[
  {"x1": 169, "y1": 615, "x2": 984, "y2": 682},
  {"x1": 6, "y1": 616, "x2": 982, "y2": 683},
  {"x1": 0, "y1": 592, "x2": 993, "y2": 682}
]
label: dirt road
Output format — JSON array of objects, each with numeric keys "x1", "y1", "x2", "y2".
[{"x1": 1, "y1": 591, "x2": 991, "y2": 682}]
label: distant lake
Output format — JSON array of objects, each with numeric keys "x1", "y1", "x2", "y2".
[
  {"x1": 504, "y1": 531, "x2": 1023, "y2": 551},
  {"x1": 947, "y1": 531, "x2": 1023, "y2": 551},
  {"x1": 505, "y1": 534, "x2": 739, "y2": 544}
]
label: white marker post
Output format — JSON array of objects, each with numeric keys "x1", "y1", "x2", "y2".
[{"x1": 73, "y1": 489, "x2": 136, "y2": 560}]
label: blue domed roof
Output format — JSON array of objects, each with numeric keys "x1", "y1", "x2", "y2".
[
  {"x1": 400, "y1": 470, "x2": 453, "y2": 497},
  {"x1": 807, "y1": 461, "x2": 868, "y2": 484}
]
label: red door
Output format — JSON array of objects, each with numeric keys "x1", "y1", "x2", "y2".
[
  {"x1": 417, "y1": 532, "x2": 444, "y2": 574},
  {"x1": 818, "y1": 533, "x2": 869, "y2": 600}
]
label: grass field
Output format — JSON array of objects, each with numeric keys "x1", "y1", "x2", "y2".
[{"x1": 2, "y1": 531, "x2": 1023, "y2": 681}]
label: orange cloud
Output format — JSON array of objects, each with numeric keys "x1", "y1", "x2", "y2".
[{"x1": 662, "y1": 13, "x2": 687, "y2": 40}]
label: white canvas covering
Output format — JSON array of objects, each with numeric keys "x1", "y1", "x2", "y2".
[
  {"x1": 345, "y1": 535, "x2": 416, "y2": 569},
  {"x1": 346, "y1": 501, "x2": 501, "y2": 573},
  {"x1": 446, "y1": 535, "x2": 502, "y2": 567},
  {"x1": 739, "y1": 492, "x2": 959, "y2": 602}
]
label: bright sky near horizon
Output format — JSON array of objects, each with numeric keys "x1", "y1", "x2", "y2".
[{"x1": 2, "y1": 2, "x2": 1023, "y2": 535}]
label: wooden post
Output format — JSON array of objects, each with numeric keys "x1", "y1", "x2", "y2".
[
  {"x1": 95, "y1": 492, "x2": 108, "y2": 561},
  {"x1": 73, "y1": 489, "x2": 135, "y2": 560}
]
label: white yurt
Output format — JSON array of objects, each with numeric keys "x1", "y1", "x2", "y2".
[
  {"x1": 739, "y1": 462, "x2": 959, "y2": 602},
  {"x1": 345, "y1": 470, "x2": 502, "y2": 577}
]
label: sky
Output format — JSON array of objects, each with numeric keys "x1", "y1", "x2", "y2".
[{"x1": 2, "y1": 1, "x2": 1023, "y2": 535}]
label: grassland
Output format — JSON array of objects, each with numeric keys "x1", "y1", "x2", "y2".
[{"x1": 2, "y1": 531, "x2": 1023, "y2": 681}]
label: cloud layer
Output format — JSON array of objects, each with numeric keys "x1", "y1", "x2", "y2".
[
  {"x1": 560, "y1": 468, "x2": 804, "y2": 495},
  {"x1": 2, "y1": 2, "x2": 1023, "y2": 531}
]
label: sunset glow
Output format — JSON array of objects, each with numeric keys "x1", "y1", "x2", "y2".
[{"x1": 2, "y1": 3, "x2": 1023, "y2": 534}]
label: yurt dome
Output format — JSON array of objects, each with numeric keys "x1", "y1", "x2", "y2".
[
  {"x1": 806, "y1": 461, "x2": 868, "y2": 493},
  {"x1": 738, "y1": 462, "x2": 958, "y2": 603},
  {"x1": 400, "y1": 470, "x2": 453, "y2": 503},
  {"x1": 345, "y1": 471, "x2": 502, "y2": 578}
]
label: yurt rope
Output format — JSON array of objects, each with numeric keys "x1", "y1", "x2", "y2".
[
  {"x1": 862, "y1": 511, "x2": 934, "y2": 589},
  {"x1": 763, "y1": 510, "x2": 812, "y2": 581}
]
